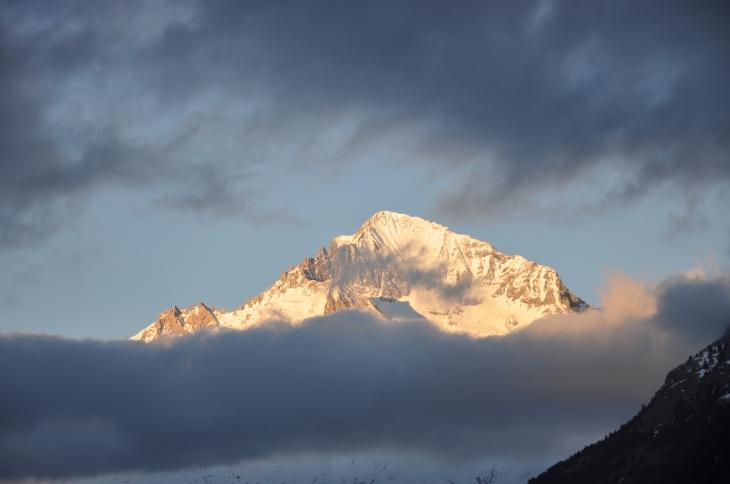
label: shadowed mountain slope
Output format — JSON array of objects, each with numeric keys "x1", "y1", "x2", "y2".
[{"x1": 530, "y1": 327, "x2": 730, "y2": 484}]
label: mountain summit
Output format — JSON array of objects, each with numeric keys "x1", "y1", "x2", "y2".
[{"x1": 132, "y1": 211, "x2": 589, "y2": 342}]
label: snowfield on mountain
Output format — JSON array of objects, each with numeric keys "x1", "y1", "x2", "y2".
[{"x1": 132, "y1": 211, "x2": 590, "y2": 342}]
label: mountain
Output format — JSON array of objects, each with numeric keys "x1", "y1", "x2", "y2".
[
  {"x1": 131, "y1": 211, "x2": 589, "y2": 342},
  {"x1": 529, "y1": 328, "x2": 730, "y2": 484}
]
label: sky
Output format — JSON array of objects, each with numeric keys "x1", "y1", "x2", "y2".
[{"x1": 0, "y1": 1, "x2": 729, "y2": 483}]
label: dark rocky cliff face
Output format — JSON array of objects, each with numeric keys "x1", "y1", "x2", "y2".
[{"x1": 530, "y1": 328, "x2": 730, "y2": 484}]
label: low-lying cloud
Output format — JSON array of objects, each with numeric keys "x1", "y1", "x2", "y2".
[
  {"x1": 1, "y1": 271, "x2": 729, "y2": 480},
  {"x1": 652, "y1": 273, "x2": 730, "y2": 347}
]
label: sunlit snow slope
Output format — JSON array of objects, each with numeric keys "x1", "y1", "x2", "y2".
[{"x1": 132, "y1": 211, "x2": 589, "y2": 342}]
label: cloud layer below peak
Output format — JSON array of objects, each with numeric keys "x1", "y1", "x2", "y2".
[{"x1": 1, "y1": 270, "x2": 729, "y2": 480}]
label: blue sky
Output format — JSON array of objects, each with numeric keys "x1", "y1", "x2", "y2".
[
  {"x1": 0, "y1": 1, "x2": 729, "y2": 482},
  {"x1": 1, "y1": 178, "x2": 727, "y2": 339}
]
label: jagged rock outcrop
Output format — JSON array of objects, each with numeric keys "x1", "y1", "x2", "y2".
[
  {"x1": 133, "y1": 302, "x2": 219, "y2": 342},
  {"x1": 529, "y1": 328, "x2": 730, "y2": 484},
  {"x1": 323, "y1": 286, "x2": 384, "y2": 316},
  {"x1": 132, "y1": 211, "x2": 590, "y2": 342}
]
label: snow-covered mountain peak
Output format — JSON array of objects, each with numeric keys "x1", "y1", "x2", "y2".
[
  {"x1": 132, "y1": 211, "x2": 590, "y2": 342},
  {"x1": 355, "y1": 211, "x2": 449, "y2": 237}
]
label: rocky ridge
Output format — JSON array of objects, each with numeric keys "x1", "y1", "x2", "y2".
[{"x1": 132, "y1": 211, "x2": 589, "y2": 342}]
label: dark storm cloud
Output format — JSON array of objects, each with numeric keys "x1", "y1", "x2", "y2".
[
  {"x1": 1, "y1": 272, "x2": 728, "y2": 480},
  {"x1": 652, "y1": 273, "x2": 730, "y2": 346},
  {"x1": 0, "y1": 5, "x2": 161, "y2": 247},
  {"x1": 174, "y1": 0, "x2": 730, "y2": 221},
  {"x1": 1, "y1": 0, "x2": 728, "y2": 244},
  {"x1": 0, "y1": 18, "x2": 70, "y2": 246}
]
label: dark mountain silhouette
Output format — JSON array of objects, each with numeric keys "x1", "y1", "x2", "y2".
[{"x1": 530, "y1": 326, "x2": 730, "y2": 484}]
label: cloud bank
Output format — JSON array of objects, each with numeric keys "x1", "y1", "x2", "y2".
[
  {"x1": 0, "y1": 0, "x2": 728, "y2": 245},
  {"x1": 1, "y1": 271, "x2": 729, "y2": 480}
]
